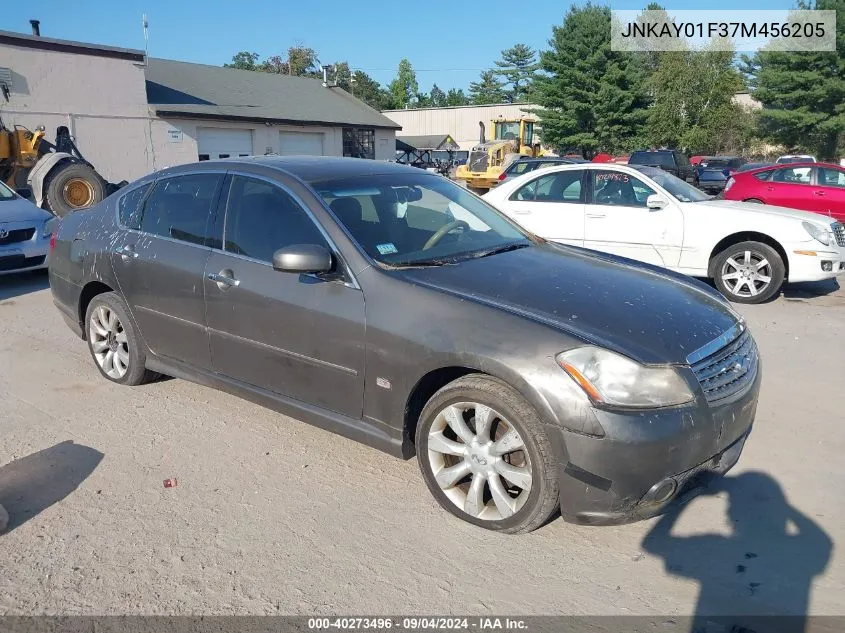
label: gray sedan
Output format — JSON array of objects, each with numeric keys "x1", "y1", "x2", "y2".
[
  {"x1": 0, "y1": 181, "x2": 56, "y2": 275},
  {"x1": 49, "y1": 157, "x2": 759, "y2": 533}
]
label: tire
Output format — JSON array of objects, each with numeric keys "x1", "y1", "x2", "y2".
[
  {"x1": 84, "y1": 292, "x2": 158, "y2": 386},
  {"x1": 415, "y1": 374, "x2": 559, "y2": 534},
  {"x1": 712, "y1": 241, "x2": 785, "y2": 304},
  {"x1": 44, "y1": 162, "x2": 106, "y2": 218}
]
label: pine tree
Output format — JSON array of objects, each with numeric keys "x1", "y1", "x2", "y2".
[
  {"x1": 493, "y1": 44, "x2": 539, "y2": 103},
  {"x1": 532, "y1": 3, "x2": 648, "y2": 156},
  {"x1": 748, "y1": 0, "x2": 845, "y2": 159},
  {"x1": 469, "y1": 70, "x2": 506, "y2": 105},
  {"x1": 388, "y1": 59, "x2": 420, "y2": 109},
  {"x1": 445, "y1": 88, "x2": 470, "y2": 106},
  {"x1": 429, "y1": 84, "x2": 447, "y2": 107}
]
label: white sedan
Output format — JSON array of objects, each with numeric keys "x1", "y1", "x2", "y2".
[{"x1": 481, "y1": 163, "x2": 845, "y2": 304}]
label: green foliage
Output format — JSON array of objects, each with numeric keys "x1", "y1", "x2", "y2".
[
  {"x1": 445, "y1": 88, "x2": 470, "y2": 106},
  {"x1": 748, "y1": 0, "x2": 845, "y2": 159},
  {"x1": 532, "y1": 3, "x2": 648, "y2": 157},
  {"x1": 225, "y1": 51, "x2": 260, "y2": 71},
  {"x1": 493, "y1": 44, "x2": 539, "y2": 103},
  {"x1": 350, "y1": 70, "x2": 393, "y2": 111},
  {"x1": 429, "y1": 84, "x2": 447, "y2": 107},
  {"x1": 389, "y1": 59, "x2": 420, "y2": 109},
  {"x1": 469, "y1": 70, "x2": 506, "y2": 105}
]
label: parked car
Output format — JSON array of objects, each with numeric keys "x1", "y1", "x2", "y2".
[
  {"x1": 776, "y1": 154, "x2": 816, "y2": 164},
  {"x1": 695, "y1": 156, "x2": 747, "y2": 194},
  {"x1": 495, "y1": 156, "x2": 588, "y2": 186},
  {"x1": 627, "y1": 149, "x2": 697, "y2": 183},
  {"x1": 482, "y1": 162, "x2": 845, "y2": 304},
  {"x1": 0, "y1": 180, "x2": 56, "y2": 275},
  {"x1": 50, "y1": 156, "x2": 759, "y2": 533},
  {"x1": 723, "y1": 162, "x2": 845, "y2": 223}
]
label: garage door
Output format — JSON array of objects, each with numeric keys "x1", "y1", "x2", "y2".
[
  {"x1": 197, "y1": 128, "x2": 253, "y2": 161},
  {"x1": 279, "y1": 131, "x2": 324, "y2": 156}
]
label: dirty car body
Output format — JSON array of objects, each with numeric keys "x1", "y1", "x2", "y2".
[{"x1": 48, "y1": 157, "x2": 760, "y2": 530}]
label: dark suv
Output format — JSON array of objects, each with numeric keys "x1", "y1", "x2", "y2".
[{"x1": 628, "y1": 150, "x2": 696, "y2": 183}]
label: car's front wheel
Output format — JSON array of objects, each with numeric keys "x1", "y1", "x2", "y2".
[
  {"x1": 712, "y1": 241, "x2": 785, "y2": 304},
  {"x1": 85, "y1": 292, "x2": 158, "y2": 385},
  {"x1": 415, "y1": 374, "x2": 559, "y2": 534}
]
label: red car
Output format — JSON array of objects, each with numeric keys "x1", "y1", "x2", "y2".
[{"x1": 724, "y1": 161, "x2": 845, "y2": 222}]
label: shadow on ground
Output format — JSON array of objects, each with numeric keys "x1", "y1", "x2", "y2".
[
  {"x1": 642, "y1": 471, "x2": 833, "y2": 633},
  {"x1": 0, "y1": 269, "x2": 50, "y2": 302},
  {"x1": 0, "y1": 440, "x2": 104, "y2": 534},
  {"x1": 780, "y1": 278, "x2": 842, "y2": 302}
]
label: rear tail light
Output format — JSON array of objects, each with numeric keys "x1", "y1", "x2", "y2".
[
  {"x1": 725, "y1": 177, "x2": 735, "y2": 192},
  {"x1": 498, "y1": 172, "x2": 506, "y2": 181},
  {"x1": 49, "y1": 232, "x2": 56, "y2": 251}
]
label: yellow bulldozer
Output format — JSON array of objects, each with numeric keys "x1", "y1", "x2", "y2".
[
  {"x1": 0, "y1": 119, "x2": 121, "y2": 217},
  {"x1": 455, "y1": 115, "x2": 550, "y2": 193}
]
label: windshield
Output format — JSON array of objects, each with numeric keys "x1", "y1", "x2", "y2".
[
  {"x1": 313, "y1": 173, "x2": 532, "y2": 267},
  {"x1": 0, "y1": 181, "x2": 16, "y2": 201},
  {"x1": 495, "y1": 121, "x2": 520, "y2": 141},
  {"x1": 630, "y1": 166, "x2": 711, "y2": 203}
]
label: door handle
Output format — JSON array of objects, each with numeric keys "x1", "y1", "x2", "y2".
[
  {"x1": 766, "y1": 186, "x2": 775, "y2": 191},
  {"x1": 814, "y1": 190, "x2": 826, "y2": 196},
  {"x1": 114, "y1": 244, "x2": 138, "y2": 260},
  {"x1": 207, "y1": 270, "x2": 240, "y2": 289},
  {"x1": 512, "y1": 209, "x2": 531, "y2": 215},
  {"x1": 586, "y1": 213, "x2": 607, "y2": 219}
]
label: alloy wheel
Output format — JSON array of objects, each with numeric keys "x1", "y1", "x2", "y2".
[
  {"x1": 720, "y1": 249, "x2": 773, "y2": 299},
  {"x1": 88, "y1": 305, "x2": 130, "y2": 379},
  {"x1": 426, "y1": 402, "x2": 533, "y2": 521}
]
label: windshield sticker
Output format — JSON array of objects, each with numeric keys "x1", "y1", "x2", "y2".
[{"x1": 376, "y1": 243, "x2": 398, "y2": 255}]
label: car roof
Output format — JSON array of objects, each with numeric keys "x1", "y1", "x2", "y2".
[{"x1": 144, "y1": 155, "x2": 427, "y2": 185}]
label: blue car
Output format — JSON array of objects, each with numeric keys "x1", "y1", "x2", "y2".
[
  {"x1": 695, "y1": 156, "x2": 746, "y2": 194},
  {"x1": 0, "y1": 182, "x2": 57, "y2": 275}
]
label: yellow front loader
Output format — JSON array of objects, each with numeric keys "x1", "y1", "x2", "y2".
[{"x1": 455, "y1": 116, "x2": 548, "y2": 193}]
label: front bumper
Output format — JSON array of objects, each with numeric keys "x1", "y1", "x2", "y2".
[
  {"x1": 787, "y1": 244, "x2": 845, "y2": 282},
  {"x1": 549, "y1": 364, "x2": 761, "y2": 525},
  {"x1": 0, "y1": 222, "x2": 51, "y2": 276}
]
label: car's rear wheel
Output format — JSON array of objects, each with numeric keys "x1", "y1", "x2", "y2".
[
  {"x1": 712, "y1": 241, "x2": 785, "y2": 304},
  {"x1": 85, "y1": 292, "x2": 158, "y2": 386},
  {"x1": 415, "y1": 374, "x2": 559, "y2": 534}
]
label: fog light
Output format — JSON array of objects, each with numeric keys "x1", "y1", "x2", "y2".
[
  {"x1": 821, "y1": 261, "x2": 833, "y2": 272},
  {"x1": 645, "y1": 478, "x2": 677, "y2": 505}
]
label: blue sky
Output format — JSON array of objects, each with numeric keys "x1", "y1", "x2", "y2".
[{"x1": 4, "y1": 0, "x2": 796, "y2": 93}]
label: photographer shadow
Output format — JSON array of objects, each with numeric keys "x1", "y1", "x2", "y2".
[{"x1": 642, "y1": 471, "x2": 832, "y2": 633}]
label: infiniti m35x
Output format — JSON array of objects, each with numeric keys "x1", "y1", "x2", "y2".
[{"x1": 49, "y1": 157, "x2": 760, "y2": 533}]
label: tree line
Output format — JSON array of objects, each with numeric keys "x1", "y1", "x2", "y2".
[{"x1": 223, "y1": 0, "x2": 844, "y2": 160}]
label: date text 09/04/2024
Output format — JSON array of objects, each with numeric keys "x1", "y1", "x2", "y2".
[{"x1": 308, "y1": 617, "x2": 528, "y2": 630}]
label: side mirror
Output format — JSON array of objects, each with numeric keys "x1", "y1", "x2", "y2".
[
  {"x1": 16, "y1": 187, "x2": 32, "y2": 199},
  {"x1": 272, "y1": 244, "x2": 333, "y2": 274},
  {"x1": 646, "y1": 194, "x2": 668, "y2": 210}
]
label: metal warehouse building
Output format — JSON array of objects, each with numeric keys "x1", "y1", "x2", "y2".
[
  {"x1": 0, "y1": 27, "x2": 399, "y2": 185},
  {"x1": 383, "y1": 103, "x2": 541, "y2": 152}
]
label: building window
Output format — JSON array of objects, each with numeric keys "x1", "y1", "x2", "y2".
[{"x1": 343, "y1": 128, "x2": 375, "y2": 159}]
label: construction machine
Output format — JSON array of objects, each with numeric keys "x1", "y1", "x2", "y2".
[
  {"x1": 0, "y1": 120, "x2": 121, "y2": 217},
  {"x1": 455, "y1": 115, "x2": 550, "y2": 193}
]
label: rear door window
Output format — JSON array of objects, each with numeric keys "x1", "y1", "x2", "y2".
[
  {"x1": 140, "y1": 173, "x2": 223, "y2": 246},
  {"x1": 511, "y1": 171, "x2": 584, "y2": 203},
  {"x1": 118, "y1": 183, "x2": 153, "y2": 230},
  {"x1": 772, "y1": 167, "x2": 812, "y2": 184}
]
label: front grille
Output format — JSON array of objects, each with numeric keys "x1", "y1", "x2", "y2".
[
  {"x1": 832, "y1": 222, "x2": 845, "y2": 248},
  {"x1": 0, "y1": 227, "x2": 35, "y2": 246},
  {"x1": 468, "y1": 150, "x2": 488, "y2": 173},
  {"x1": 0, "y1": 254, "x2": 45, "y2": 272},
  {"x1": 691, "y1": 328, "x2": 759, "y2": 404}
]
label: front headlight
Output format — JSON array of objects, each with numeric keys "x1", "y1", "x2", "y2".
[
  {"x1": 42, "y1": 217, "x2": 58, "y2": 238},
  {"x1": 557, "y1": 346, "x2": 694, "y2": 408},
  {"x1": 802, "y1": 221, "x2": 834, "y2": 247}
]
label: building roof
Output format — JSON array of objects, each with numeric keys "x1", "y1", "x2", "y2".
[
  {"x1": 146, "y1": 58, "x2": 401, "y2": 130},
  {"x1": 397, "y1": 134, "x2": 461, "y2": 151},
  {"x1": 0, "y1": 29, "x2": 145, "y2": 61}
]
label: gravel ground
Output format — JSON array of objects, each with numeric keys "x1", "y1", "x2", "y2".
[{"x1": 0, "y1": 271, "x2": 843, "y2": 617}]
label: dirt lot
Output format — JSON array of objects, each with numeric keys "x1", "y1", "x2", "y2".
[{"x1": 0, "y1": 271, "x2": 844, "y2": 617}]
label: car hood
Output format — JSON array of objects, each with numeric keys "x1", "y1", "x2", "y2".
[
  {"x1": 0, "y1": 198, "x2": 53, "y2": 224},
  {"x1": 395, "y1": 243, "x2": 740, "y2": 365},
  {"x1": 695, "y1": 199, "x2": 838, "y2": 224}
]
